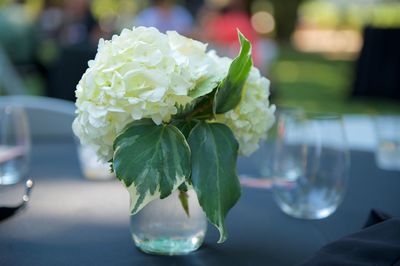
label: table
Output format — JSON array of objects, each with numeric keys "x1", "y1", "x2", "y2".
[{"x1": 1, "y1": 139, "x2": 399, "y2": 266}]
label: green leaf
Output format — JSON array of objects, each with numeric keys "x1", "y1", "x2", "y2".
[
  {"x1": 190, "y1": 91, "x2": 217, "y2": 120},
  {"x1": 215, "y1": 30, "x2": 253, "y2": 114},
  {"x1": 188, "y1": 73, "x2": 224, "y2": 99},
  {"x1": 113, "y1": 119, "x2": 191, "y2": 214},
  {"x1": 188, "y1": 122, "x2": 241, "y2": 243},
  {"x1": 178, "y1": 182, "x2": 189, "y2": 192},
  {"x1": 174, "y1": 98, "x2": 202, "y2": 119},
  {"x1": 178, "y1": 190, "x2": 190, "y2": 217},
  {"x1": 171, "y1": 120, "x2": 198, "y2": 139}
]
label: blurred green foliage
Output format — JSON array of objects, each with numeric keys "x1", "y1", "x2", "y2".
[
  {"x1": 270, "y1": 45, "x2": 400, "y2": 114},
  {"x1": 299, "y1": 0, "x2": 400, "y2": 29}
]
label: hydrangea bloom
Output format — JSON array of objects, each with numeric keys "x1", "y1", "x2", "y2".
[
  {"x1": 73, "y1": 27, "x2": 275, "y2": 161},
  {"x1": 73, "y1": 27, "x2": 212, "y2": 160}
]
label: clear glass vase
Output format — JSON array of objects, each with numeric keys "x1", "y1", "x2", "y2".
[{"x1": 130, "y1": 189, "x2": 207, "y2": 255}]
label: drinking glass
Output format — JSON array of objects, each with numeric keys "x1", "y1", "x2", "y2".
[
  {"x1": 272, "y1": 112, "x2": 349, "y2": 219},
  {"x1": 238, "y1": 107, "x2": 303, "y2": 189},
  {"x1": 374, "y1": 115, "x2": 400, "y2": 171},
  {"x1": 77, "y1": 144, "x2": 115, "y2": 180},
  {"x1": 0, "y1": 106, "x2": 30, "y2": 185}
]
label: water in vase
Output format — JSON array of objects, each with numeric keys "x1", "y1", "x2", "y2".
[{"x1": 130, "y1": 189, "x2": 207, "y2": 255}]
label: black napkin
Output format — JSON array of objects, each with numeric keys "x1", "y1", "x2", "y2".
[
  {"x1": 364, "y1": 209, "x2": 392, "y2": 228},
  {"x1": 300, "y1": 210, "x2": 400, "y2": 266}
]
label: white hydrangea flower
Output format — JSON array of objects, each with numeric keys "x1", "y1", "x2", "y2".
[
  {"x1": 212, "y1": 54, "x2": 276, "y2": 156},
  {"x1": 73, "y1": 27, "x2": 210, "y2": 161},
  {"x1": 73, "y1": 26, "x2": 275, "y2": 161}
]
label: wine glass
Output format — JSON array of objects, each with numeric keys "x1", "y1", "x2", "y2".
[
  {"x1": 272, "y1": 111, "x2": 350, "y2": 219},
  {"x1": 0, "y1": 106, "x2": 30, "y2": 185}
]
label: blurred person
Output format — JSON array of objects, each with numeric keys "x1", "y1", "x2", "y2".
[
  {"x1": 40, "y1": 0, "x2": 101, "y2": 101},
  {"x1": 196, "y1": 0, "x2": 263, "y2": 69},
  {"x1": 36, "y1": 0, "x2": 107, "y2": 68},
  {"x1": 59, "y1": 0, "x2": 99, "y2": 47},
  {"x1": 35, "y1": 0, "x2": 64, "y2": 80},
  {"x1": 134, "y1": 0, "x2": 194, "y2": 35},
  {"x1": 37, "y1": 0, "x2": 64, "y2": 43},
  {"x1": 185, "y1": 0, "x2": 204, "y2": 18}
]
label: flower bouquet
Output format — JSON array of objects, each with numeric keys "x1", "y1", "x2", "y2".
[{"x1": 73, "y1": 27, "x2": 275, "y2": 253}]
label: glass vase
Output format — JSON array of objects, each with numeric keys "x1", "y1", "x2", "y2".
[{"x1": 130, "y1": 189, "x2": 207, "y2": 255}]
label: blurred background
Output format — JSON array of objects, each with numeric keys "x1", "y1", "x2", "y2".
[{"x1": 0, "y1": 0, "x2": 399, "y2": 114}]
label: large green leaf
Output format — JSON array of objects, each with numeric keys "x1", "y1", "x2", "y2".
[
  {"x1": 113, "y1": 119, "x2": 191, "y2": 214},
  {"x1": 215, "y1": 31, "x2": 252, "y2": 114},
  {"x1": 188, "y1": 122, "x2": 241, "y2": 243}
]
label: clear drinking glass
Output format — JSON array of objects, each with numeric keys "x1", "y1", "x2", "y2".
[
  {"x1": 77, "y1": 144, "x2": 115, "y2": 180},
  {"x1": 0, "y1": 107, "x2": 30, "y2": 185},
  {"x1": 238, "y1": 107, "x2": 304, "y2": 189},
  {"x1": 374, "y1": 115, "x2": 400, "y2": 171},
  {"x1": 130, "y1": 189, "x2": 207, "y2": 255},
  {"x1": 272, "y1": 112, "x2": 350, "y2": 219}
]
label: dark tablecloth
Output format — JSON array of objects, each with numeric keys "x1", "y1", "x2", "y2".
[{"x1": 0, "y1": 139, "x2": 399, "y2": 266}]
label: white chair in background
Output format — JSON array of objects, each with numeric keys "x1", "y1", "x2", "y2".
[
  {"x1": 0, "y1": 95, "x2": 114, "y2": 180},
  {"x1": 0, "y1": 95, "x2": 75, "y2": 139}
]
